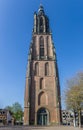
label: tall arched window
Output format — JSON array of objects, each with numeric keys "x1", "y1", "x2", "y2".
[
  {"x1": 40, "y1": 78, "x2": 43, "y2": 89},
  {"x1": 35, "y1": 62, "x2": 39, "y2": 75},
  {"x1": 40, "y1": 17, "x2": 43, "y2": 33},
  {"x1": 32, "y1": 36, "x2": 36, "y2": 59},
  {"x1": 46, "y1": 36, "x2": 49, "y2": 43},
  {"x1": 46, "y1": 36, "x2": 49, "y2": 56},
  {"x1": 40, "y1": 36, "x2": 44, "y2": 59},
  {"x1": 45, "y1": 63, "x2": 49, "y2": 76},
  {"x1": 33, "y1": 36, "x2": 36, "y2": 44},
  {"x1": 38, "y1": 92, "x2": 48, "y2": 105}
]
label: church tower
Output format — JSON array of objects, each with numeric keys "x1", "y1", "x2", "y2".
[{"x1": 24, "y1": 5, "x2": 62, "y2": 125}]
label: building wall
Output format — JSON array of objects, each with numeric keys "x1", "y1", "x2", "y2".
[{"x1": 0, "y1": 109, "x2": 13, "y2": 126}]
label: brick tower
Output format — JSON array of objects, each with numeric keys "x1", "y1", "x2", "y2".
[{"x1": 24, "y1": 5, "x2": 62, "y2": 125}]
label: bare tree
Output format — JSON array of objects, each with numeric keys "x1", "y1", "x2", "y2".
[{"x1": 65, "y1": 72, "x2": 83, "y2": 127}]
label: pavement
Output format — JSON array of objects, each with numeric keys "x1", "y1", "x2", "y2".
[{"x1": 0, "y1": 126, "x2": 82, "y2": 130}]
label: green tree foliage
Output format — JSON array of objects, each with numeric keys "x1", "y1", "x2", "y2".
[
  {"x1": 5, "y1": 102, "x2": 23, "y2": 123},
  {"x1": 12, "y1": 102, "x2": 23, "y2": 122},
  {"x1": 12, "y1": 102, "x2": 23, "y2": 113}
]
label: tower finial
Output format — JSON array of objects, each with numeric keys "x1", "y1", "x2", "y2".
[
  {"x1": 40, "y1": 2, "x2": 42, "y2": 7},
  {"x1": 40, "y1": 0, "x2": 42, "y2": 5},
  {"x1": 38, "y1": 3, "x2": 44, "y2": 15}
]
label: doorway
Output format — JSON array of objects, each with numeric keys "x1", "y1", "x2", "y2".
[{"x1": 37, "y1": 107, "x2": 49, "y2": 125}]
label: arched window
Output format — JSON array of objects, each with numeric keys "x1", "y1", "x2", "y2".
[
  {"x1": 38, "y1": 92, "x2": 48, "y2": 105},
  {"x1": 32, "y1": 37, "x2": 36, "y2": 59},
  {"x1": 40, "y1": 17, "x2": 43, "y2": 26},
  {"x1": 46, "y1": 36, "x2": 49, "y2": 56},
  {"x1": 35, "y1": 62, "x2": 39, "y2": 75},
  {"x1": 45, "y1": 63, "x2": 49, "y2": 76},
  {"x1": 40, "y1": 36, "x2": 44, "y2": 59},
  {"x1": 40, "y1": 78, "x2": 43, "y2": 89},
  {"x1": 33, "y1": 36, "x2": 36, "y2": 44},
  {"x1": 40, "y1": 17, "x2": 43, "y2": 33},
  {"x1": 46, "y1": 36, "x2": 49, "y2": 43}
]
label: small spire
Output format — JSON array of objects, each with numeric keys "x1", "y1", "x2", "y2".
[
  {"x1": 38, "y1": 4, "x2": 44, "y2": 15},
  {"x1": 40, "y1": 0, "x2": 42, "y2": 6},
  {"x1": 40, "y1": 3, "x2": 43, "y2": 7}
]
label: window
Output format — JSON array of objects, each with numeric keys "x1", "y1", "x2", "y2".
[
  {"x1": 45, "y1": 63, "x2": 49, "y2": 76},
  {"x1": 38, "y1": 92, "x2": 48, "y2": 105},
  {"x1": 33, "y1": 36, "x2": 36, "y2": 44},
  {"x1": 40, "y1": 36, "x2": 44, "y2": 59},
  {"x1": 35, "y1": 62, "x2": 39, "y2": 75},
  {"x1": 40, "y1": 78, "x2": 43, "y2": 89},
  {"x1": 46, "y1": 36, "x2": 49, "y2": 56},
  {"x1": 46, "y1": 36, "x2": 49, "y2": 44},
  {"x1": 32, "y1": 36, "x2": 36, "y2": 58},
  {"x1": 40, "y1": 17, "x2": 43, "y2": 33}
]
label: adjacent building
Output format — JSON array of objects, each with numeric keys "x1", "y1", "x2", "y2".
[
  {"x1": 0, "y1": 109, "x2": 13, "y2": 126},
  {"x1": 62, "y1": 110, "x2": 83, "y2": 126},
  {"x1": 62, "y1": 110, "x2": 73, "y2": 126}
]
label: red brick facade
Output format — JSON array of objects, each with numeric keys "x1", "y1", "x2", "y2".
[{"x1": 24, "y1": 5, "x2": 62, "y2": 125}]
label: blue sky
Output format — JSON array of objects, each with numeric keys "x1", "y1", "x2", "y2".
[{"x1": 0, "y1": 0, "x2": 83, "y2": 109}]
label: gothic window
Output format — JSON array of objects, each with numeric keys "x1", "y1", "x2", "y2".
[
  {"x1": 46, "y1": 36, "x2": 49, "y2": 43},
  {"x1": 40, "y1": 36, "x2": 44, "y2": 59},
  {"x1": 40, "y1": 78, "x2": 43, "y2": 89},
  {"x1": 33, "y1": 36, "x2": 36, "y2": 57},
  {"x1": 33, "y1": 36, "x2": 36, "y2": 44},
  {"x1": 40, "y1": 17, "x2": 43, "y2": 26},
  {"x1": 46, "y1": 36, "x2": 49, "y2": 56},
  {"x1": 38, "y1": 92, "x2": 48, "y2": 105},
  {"x1": 45, "y1": 63, "x2": 49, "y2": 76},
  {"x1": 40, "y1": 17, "x2": 43, "y2": 33},
  {"x1": 35, "y1": 62, "x2": 39, "y2": 75}
]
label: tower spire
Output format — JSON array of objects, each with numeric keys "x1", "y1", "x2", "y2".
[
  {"x1": 33, "y1": 5, "x2": 50, "y2": 34},
  {"x1": 38, "y1": 4, "x2": 44, "y2": 15}
]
